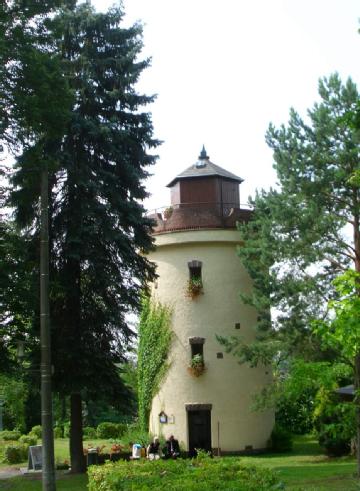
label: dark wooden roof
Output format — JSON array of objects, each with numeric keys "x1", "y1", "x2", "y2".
[{"x1": 167, "y1": 148, "x2": 244, "y2": 187}]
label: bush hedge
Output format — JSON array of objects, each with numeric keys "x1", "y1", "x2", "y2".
[
  {"x1": 318, "y1": 431, "x2": 351, "y2": 457},
  {"x1": 313, "y1": 387, "x2": 355, "y2": 457},
  {"x1": 64, "y1": 423, "x2": 70, "y2": 438},
  {"x1": 0, "y1": 430, "x2": 21, "y2": 441},
  {"x1": 269, "y1": 424, "x2": 293, "y2": 452},
  {"x1": 54, "y1": 426, "x2": 63, "y2": 439},
  {"x1": 116, "y1": 423, "x2": 127, "y2": 438},
  {"x1": 88, "y1": 457, "x2": 280, "y2": 491},
  {"x1": 4, "y1": 444, "x2": 28, "y2": 464},
  {"x1": 83, "y1": 426, "x2": 97, "y2": 440},
  {"x1": 96, "y1": 422, "x2": 126, "y2": 439},
  {"x1": 19, "y1": 434, "x2": 37, "y2": 446},
  {"x1": 30, "y1": 425, "x2": 42, "y2": 439}
]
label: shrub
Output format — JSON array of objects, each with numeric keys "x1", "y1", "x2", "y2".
[
  {"x1": 19, "y1": 434, "x2": 37, "y2": 446},
  {"x1": 318, "y1": 431, "x2": 351, "y2": 457},
  {"x1": 88, "y1": 458, "x2": 280, "y2": 491},
  {"x1": 276, "y1": 389, "x2": 314, "y2": 435},
  {"x1": 4, "y1": 444, "x2": 28, "y2": 464},
  {"x1": 30, "y1": 425, "x2": 42, "y2": 439},
  {"x1": 121, "y1": 424, "x2": 150, "y2": 447},
  {"x1": 56, "y1": 460, "x2": 70, "y2": 470},
  {"x1": 83, "y1": 426, "x2": 97, "y2": 440},
  {"x1": 97, "y1": 422, "x2": 120, "y2": 439},
  {"x1": 64, "y1": 422, "x2": 70, "y2": 438},
  {"x1": 115, "y1": 423, "x2": 127, "y2": 438},
  {"x1": 54, "y1": 426, "x2": 63, "y2": 439},
  {"x1": 269, "y1": 424, "x2": 293, "y2": 452},
  {"x1": 313, "y1": 387, "x2": 355, "y2": 457},
  {"x1": 0, "y1": 430, "x2": 21, "y2": 441}
]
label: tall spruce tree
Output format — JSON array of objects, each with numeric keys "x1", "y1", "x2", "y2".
[
  {"x1": 2, "y1": 3, "x2": 76, "y2": 485},
  {"x1": 0, "y1": 1, "x2": 75, "y2": 148},
  {"x1": 219, "y1": 74, "x2": 360, "y2": 470},
  {"x1": 1, "y1": 0, "x2": 75, "y2": 376},
  {"x1": 9, "y1": 2, "x2": 158, "y2": 473}
]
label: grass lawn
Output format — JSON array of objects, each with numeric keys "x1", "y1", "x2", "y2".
[
  {"x1": 0, "y1": 438, "x2": 114, "y2": 470},
  {"x1": 242, "y1": 435, "x2": 358, "y2": 490},
  {"x1": 0, "y1": 473, "x2": 87, "y2": 490},
  {"x1": 0, "y1": 435, "x2": 359, "y2": 490}
]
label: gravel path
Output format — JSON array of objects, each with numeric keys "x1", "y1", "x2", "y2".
[{"x1": 0, "y1": 468, "x2": 22, "y2": 479}]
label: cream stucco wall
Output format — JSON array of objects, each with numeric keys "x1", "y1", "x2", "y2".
[{"x1": 148, "y1": 229, "x2": 274, "y2": 453}]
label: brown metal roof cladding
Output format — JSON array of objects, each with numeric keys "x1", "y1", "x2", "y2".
[
  {"x1": 166, "y1": 146, "x2": 244, "y2": 187},
  {"x1": 149, "y1": 206, "x2": 252, "y2": 234}
]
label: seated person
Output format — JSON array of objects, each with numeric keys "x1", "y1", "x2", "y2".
[
  {"x1": 147, "y1": 437, "x2": 161, "y2": 460},
  {"x1": 164, "y1": 435, "x2": 180, "y2": 459}
]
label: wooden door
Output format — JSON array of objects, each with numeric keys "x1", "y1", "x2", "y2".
[{"x1": 187, "y1": 409, "x2": 211, "y2": 457}]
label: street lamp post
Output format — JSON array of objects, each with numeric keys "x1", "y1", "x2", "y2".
[{"x1": 40, "y1": 166, "x2": 56, "y2": 491}]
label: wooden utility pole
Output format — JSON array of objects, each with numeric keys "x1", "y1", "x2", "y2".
[{"x1": 40, "y1": 166, "x2": 56, "y2": 491}]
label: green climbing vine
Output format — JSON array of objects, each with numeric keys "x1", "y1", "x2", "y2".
[{"x1": 137, "y1": 296, "x2": 172, "y2": 431}]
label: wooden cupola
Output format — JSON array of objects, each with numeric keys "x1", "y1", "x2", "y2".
[
  {"x1": 166, "y1": 146, "x2": 243, "y2": 212},
  {"x1": 151, "y1": 147, "x2": 251, "y2": 233}
]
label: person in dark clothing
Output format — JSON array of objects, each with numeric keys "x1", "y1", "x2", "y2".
[
  {"x1": 147, "y1": 437, "x2": 161, "y2": 460},
  {"x1": 164, "y1": 435, "x2": 180, "y2": 459}
]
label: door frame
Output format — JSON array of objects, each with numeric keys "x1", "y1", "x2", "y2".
[{"x1": 185, "y1": 403, "x2": 212, "y2": 456}]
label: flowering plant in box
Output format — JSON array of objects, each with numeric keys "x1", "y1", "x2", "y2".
[
  {"x1": 186, "y1": 277, "x2": 203, "y2": 299},
  {"x1": 188, "y1": 354, "x2": 205, "y2": 377},
  {"x1": 110, "y1": 443, "x2": 123, "y2": 454}
]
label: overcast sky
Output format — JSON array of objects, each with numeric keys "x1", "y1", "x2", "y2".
[{"x1": 92, "y1": 0, "x2": 360, "y2": 211}]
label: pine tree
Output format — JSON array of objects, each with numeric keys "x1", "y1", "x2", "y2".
[
  {"x1": 226, "y1": 75, "x2": 359, "y2": 359},
  {"x1": 220, "y1": 74, "x2": 360, "y2": 471}
]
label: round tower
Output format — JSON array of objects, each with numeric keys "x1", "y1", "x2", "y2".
[{"x1": 147, "y1": 148, "x2": 274, "y2": 455}]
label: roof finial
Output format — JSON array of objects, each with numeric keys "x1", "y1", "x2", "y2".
[{"x1": 199, "y1": 145, "x2": 209, "y2": 160}]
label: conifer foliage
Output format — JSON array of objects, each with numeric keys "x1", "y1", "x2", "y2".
[
  {"x1": 2, "y1": 1, "x2": 159, "y2": 473},
  {"x1": 220, "y1": 74, "x2": 360, "y2": 366},
  {"x1": 220, "y1": 73, "x2": 360, "y2": 473}
]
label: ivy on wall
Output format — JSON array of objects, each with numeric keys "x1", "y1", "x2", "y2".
[{"x1": 137, "y1": 296, "x2": 172, "y2": 431}]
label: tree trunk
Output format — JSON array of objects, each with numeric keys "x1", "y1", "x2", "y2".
[
  {"x1": 355, "y1": 354, "x2": 360, "y2": 477},
  {"x1": 70, "y1": 392, "x2": 85, "y2": 473},
  {"x1": 351, "y1": 189, "x2": 360, "y2": 477}
]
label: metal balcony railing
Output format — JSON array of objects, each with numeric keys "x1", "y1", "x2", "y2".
[{"x1": 146, "y1": 202, "x2": 253, "y2": 221}]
